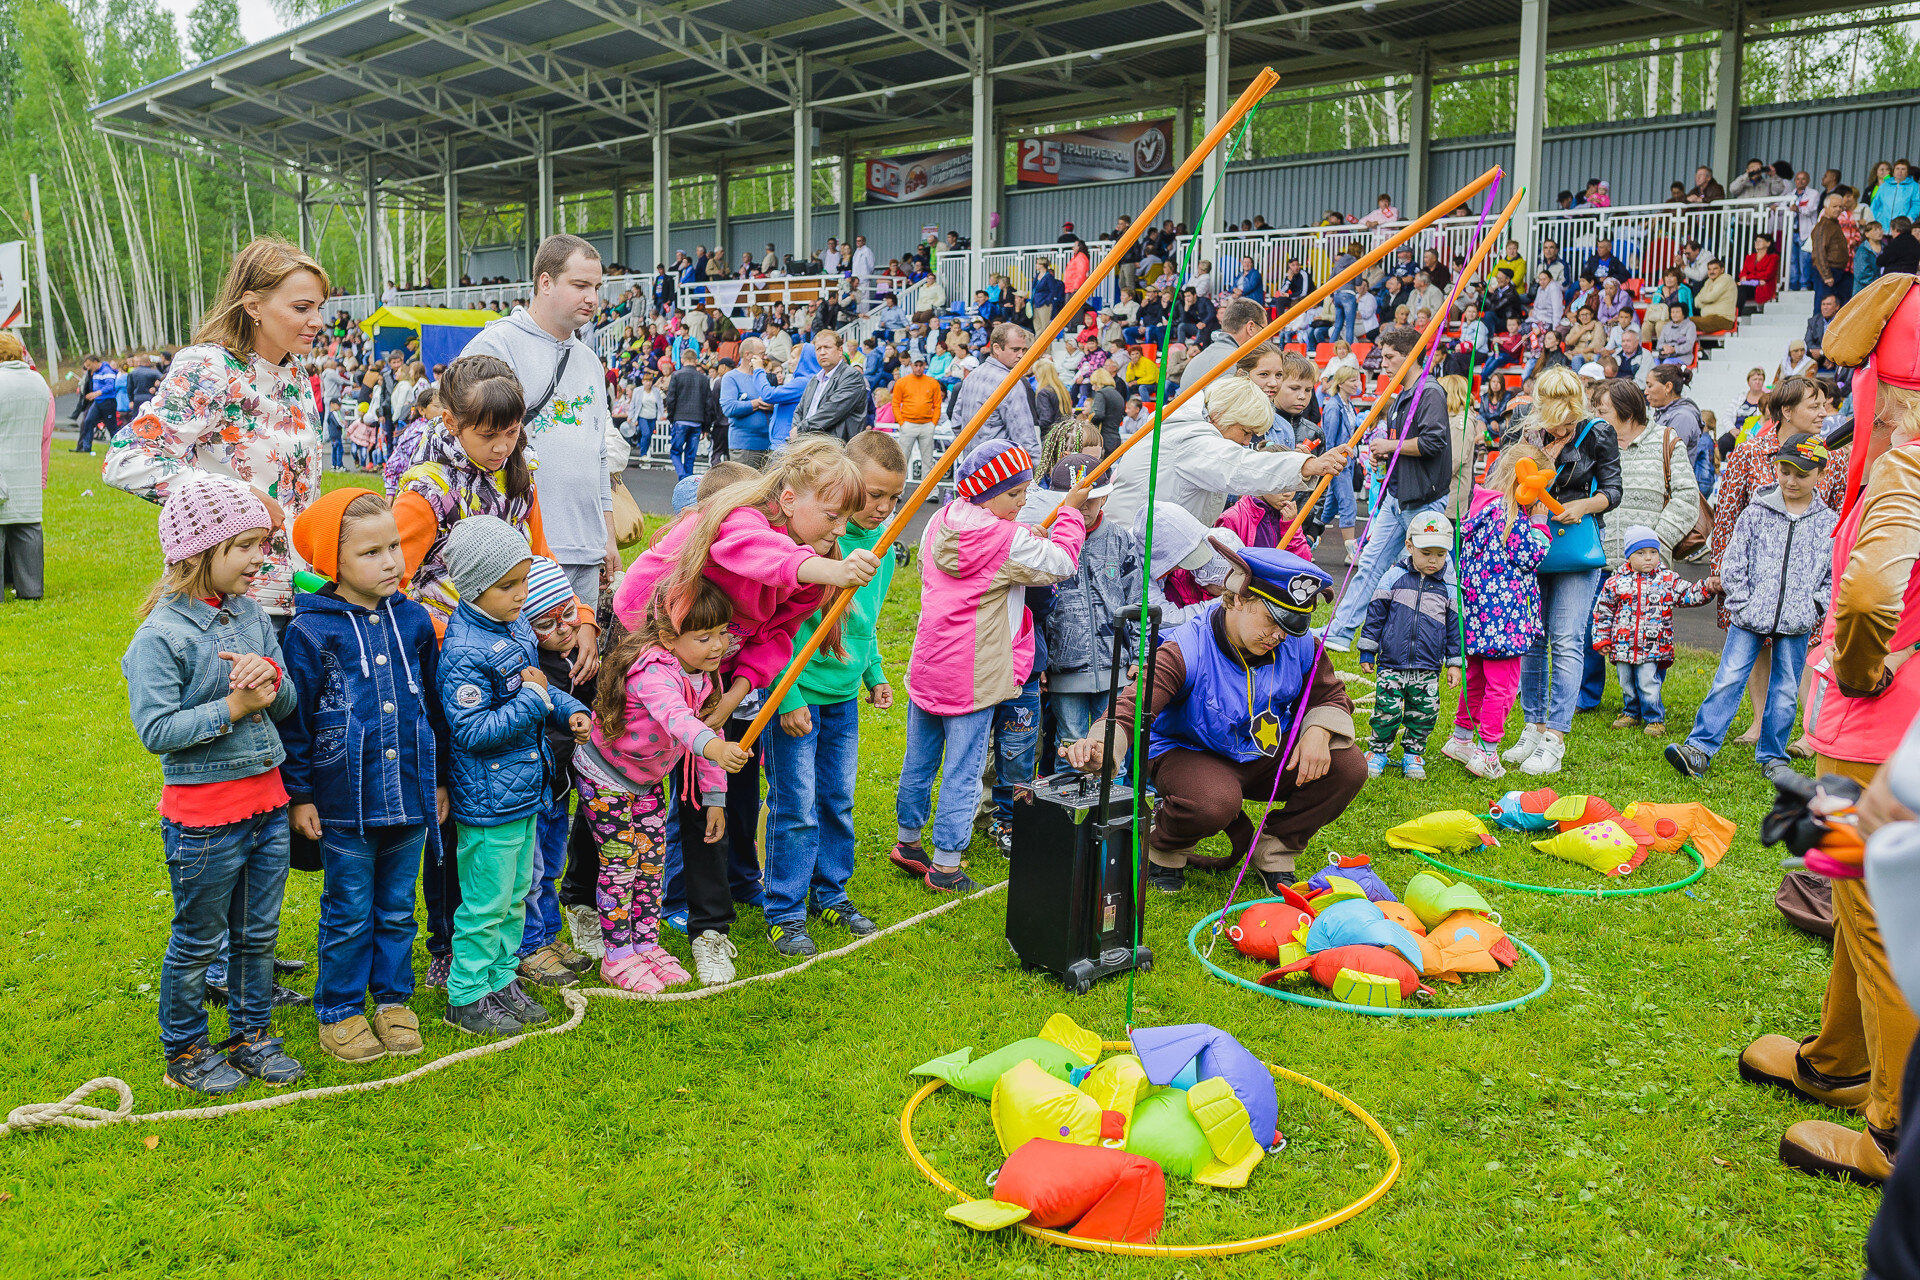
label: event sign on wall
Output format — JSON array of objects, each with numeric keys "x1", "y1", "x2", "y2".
[
  {"x1": 1015, "y1": 119, "x2": 1175, "y2": 187},
  {"x1": 0, "y1": 242, "x2": 25, "y2": 329},
  {"x1": 866, "y1": 149, "x2": 973, "y2": 203}
]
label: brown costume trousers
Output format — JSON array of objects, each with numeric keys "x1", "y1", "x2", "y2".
[{"x1": 1145, "y1": 744, "x2": 1367, "y2": 871}]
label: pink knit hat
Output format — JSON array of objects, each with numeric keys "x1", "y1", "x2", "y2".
[{"x1": 158, "y1": 474, "x2": 271, "y2": 565}]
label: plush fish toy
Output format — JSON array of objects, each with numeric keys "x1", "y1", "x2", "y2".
[
  {"x1": 1384, "y1": 810, "x2": 1499, "y2": 856},
  {"x1": 946, "y1": 1138, "x2": 1167, "y2": 1244},
  {"x1": 1488, "y1": 788, "x2": 1560, "y2": 832},
  {"x1": 910, "y1": 1013, "x2": 1102, "y2": 1098}
]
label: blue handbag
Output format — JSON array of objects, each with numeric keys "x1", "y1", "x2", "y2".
[{"x1": 1537, "y1": 419, "x2": 1608, "y2": 574}]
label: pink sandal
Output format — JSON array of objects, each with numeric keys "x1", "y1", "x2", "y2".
[
  {"x1": 600, "y1": 953, "x2": 666, "y2": 994},
  {"x1": 637, "y1": 946, "x2": 692, "y2": 987}
]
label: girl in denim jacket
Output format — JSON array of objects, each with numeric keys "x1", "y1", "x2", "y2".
[{"x1": 122, "y1": 475, "x2": 303, "y2": 1096}]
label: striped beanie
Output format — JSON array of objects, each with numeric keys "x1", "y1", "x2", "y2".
[
  {"x1": 957, "y1": 440, "x2": 1034, "y2": 504},
  {"x1": 523, "y1": 556, "x2": 577, "y2": 622},
  {"x1": 158, "y1": 474, "x2": 271, "y2": 565}
]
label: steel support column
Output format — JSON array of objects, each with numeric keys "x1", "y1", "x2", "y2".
[
  {"x1": 610, "y1": 176, "x2": 625, "y2": 268},
  {"x1": 653, "y1": 84, "x2": 671, "y2": 272},
  {"x1": 1201, "y1": 0, "x2": 1229, "y2": 258},
  {"x1": 442, "y1": 139, "x2": 459, "y2": 287},
  {"x1": 1407, "y1": 51, "x2": 1433, "y2": 212},
  {"x1": 536, "y1": 112, "x2": 555, "y2": 239},
  {"x1": 1513, "y1": 0, "x2": 1549, "y2": 210},
  {"x1": 793, "y1": 51, "x2": 813, "y2": 262},
  {"x1": 714, "y1": 163, "x2": 729, "y2": 266},
  {"x1": 365, "y1": 155, "x2": 380, "y2": 298},
  {"x1": 297, "y1": 172, "x2": 314, "y2": 255},
  {"x1": 1712, "y1": 8, "x2": 1744, "y2": 188},
  {"x1": 837, "y1": 143, "x2": 854, "y2": 249},
  {"x1": 1174, "y1": 90, "x2": 1194, "y2": 232},
  {"x1": 969, "y1": 14, "x2": 994, "y2": 252}
]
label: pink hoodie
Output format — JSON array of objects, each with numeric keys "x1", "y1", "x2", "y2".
[
  {"x1": 1214, "y1": 494, "x2": 1316, "y2": 561},
  {"x1": 588, "y1": 645, "x2": 727, "y2": 805},
  {"x1": 908, "y1": 500, "x2": 1085, "y2": 716},
  {"x1": 613, "y1": 507, "x2": 827, "y2": 689}
]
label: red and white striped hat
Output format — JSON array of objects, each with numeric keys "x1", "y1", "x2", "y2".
[{"x1": 957, "y1": 440, "x2": 1034, "y2": 503}]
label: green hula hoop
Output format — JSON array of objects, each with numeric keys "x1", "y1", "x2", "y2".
[
  {"x1": 1185, "y1": 900, "x2": 1554, "y2": 1018},
  {"x1": 1404, "y1": 841, "x2": 1708, "y2": 898}
]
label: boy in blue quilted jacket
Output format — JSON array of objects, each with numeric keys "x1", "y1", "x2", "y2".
[
  {"x1": 1358, "y1": 511, "x2": 1462, "y2": 781},
  {"x1": 437, "y1": 517, "x2": 590, "y2": 1039}
]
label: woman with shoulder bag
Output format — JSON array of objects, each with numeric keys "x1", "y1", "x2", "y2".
[{"x1": 1496, "y1": 365, "x2": 1622, "y2": 775}]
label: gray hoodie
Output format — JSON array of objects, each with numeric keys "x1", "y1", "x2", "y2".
[{"x1": 460, "y1": 307, "x2": 613, "y2": 565}]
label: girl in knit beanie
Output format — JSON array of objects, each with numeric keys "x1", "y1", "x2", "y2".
[{"x1": 122, "y1": 473, "x2": 306, "y2": 1096}]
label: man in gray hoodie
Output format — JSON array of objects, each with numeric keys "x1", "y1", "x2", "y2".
[{"x1": 461, "y1": 234, "x2": 616, "y2": 678}]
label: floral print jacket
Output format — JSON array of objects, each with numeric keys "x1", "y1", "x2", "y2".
[{"x1": 104, "y1": 344, "x2": 319, "y2": 614}]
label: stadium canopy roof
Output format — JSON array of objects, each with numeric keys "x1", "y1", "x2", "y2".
[{"x1": 94, "y1": 0, "x2": 1861, "y2": 205}]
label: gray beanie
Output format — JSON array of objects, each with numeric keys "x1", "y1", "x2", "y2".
[{"x1": 444, "y1": 515, "x2": 534, "y2": 603}]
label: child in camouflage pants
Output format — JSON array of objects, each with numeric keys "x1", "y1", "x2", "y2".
[{"x1": 1357, "y1": 512, "x2": 1462, "y2": 781}]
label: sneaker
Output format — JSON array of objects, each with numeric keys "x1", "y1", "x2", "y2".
[
  {"x1": 1147, "y1": 863, "x2": 1185, "y2": 894},
  {"x1": 497, "y1": 978, "x2": 552, "y2": 1026},
  {"x1": 1502, "y1": 726, "x2": 1545, "y2": 765},
  {"x1": 1256, "y1": 867, "x2": 1296, "y2": 896},
  {"x1": 1643, "y1": 722, "x2": 1666, "y2": 737},
  {"x1": 635, "y1": 946, "x2": 691, "y2": 987},
  {"x1": 516, "y1": 944, "x2": 580, "y2": 988},
  {"x1": 443, "y1": 993, "x2": 523, "y2": 1037},
  {"x1": 423, "y1": 954, "x2": 451, "y2": 989},
  {"x1": 271, "y1": 955, "x2": 307, "y2": 975},
  {"x1": 816, "y1": 903, "x2": 879, "y2": 937},
  {"x1": 1365, "y1": 751, "x2": 1390, "y2": 779},
  {"x1": 1611, "y1": 714, "x2": 1642, "y2": 729},
  {"x1": 224, "y1": 1031, "x2": 306, "y2": 1086},
  {"x1": 1439, "y1": 735, "x2": 1477, "y2": 766},
  {"x1": 1762, "y1": 758, "x2": 1802, "y2": 786},
  {"x1": 565, "y1": 904, "x2": 605, "y2": 960},
  {"x1": 163, "y1": 1035, "x2": 247, "y2": 1095},
  {"x1": 767, "y1": 921, "x2": 818, "y2": 957},
  {"x1": 1402, "y1": 754, "x2": 1427, "y2": 781},
  {"x1": 889, "y1": 841, "x2": 933, "y2": 876},
  {"x1": 663, "y1": 909, "x2": 690, "y2": 936},
  {"x1": 371, "y1": 1005, "x2": 423, "y2": 1056},
  {"x1": 691, "y1": 930, "x2": 738, "y2": 986},
  {"x1": 925, "y1": 867, "x2": 982, "y2": 895},
  {"x1": 1520, "y1": 735, "x2": 1566, "y2": 776},
  {"x1": 1665, "y1": 742, "x2": 1711, "y2": 778},
  {"x1": 987, "y1": 819, "x2": 1014, "y2": 854},
  {"x1": 600, "y1": 952, "x2": 667, "y2": 993},
  {"x1": 317, "y1": 1015, "x2": 387, "y2": 1064},
  {"x1": 1466, "y1": 745, "x2": 1506, "y2": 780},
  {"x1": 548, "y1": 936, "x2": 595, "y2": 974},
  {"x1": 270, "y1": 982, "x2": 310, "y2": 1009}
]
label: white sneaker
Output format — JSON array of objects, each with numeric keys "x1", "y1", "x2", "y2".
[
  {"x1": 1519, "y1": 735, "x2": 1565, "y2": 776},
  {"x1": 1439, "y1": 735, "x2": 1477, "y2": 766},
  {"x1": 1466, "y1": 746, "x2": 1506, "y2": 780},
  {"x1": 690, "y1": 930, "x2": 738, "y2": 986},
  {"x1": 565, "y1": 904, "x2": 605, "y2": 960},
  {"x1": 1501, "y1": 726, "x2": 1544, "y2": 765}
]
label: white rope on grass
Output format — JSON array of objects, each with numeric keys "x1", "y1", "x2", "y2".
[{"x1": 1, "y1": 879, "x2": 1008, "y2": 1138}]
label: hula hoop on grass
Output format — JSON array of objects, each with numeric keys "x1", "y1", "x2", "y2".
[
  {"x1": 898, "y1": 1040, "x2": 1400, "y2": 1257},
  {"x1": 1186, "y1": 901, "x2": 1554, "y2": 1018},
  {"x1": 1405, "y1": 841, "x2": 1709, "y2": 899}
]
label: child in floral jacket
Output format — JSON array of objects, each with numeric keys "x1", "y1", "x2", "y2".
[{"x1": 1590, "y1": 524, "x2": 1715, "y2": 734}]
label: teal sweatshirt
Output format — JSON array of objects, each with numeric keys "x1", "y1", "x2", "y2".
[{"x1": 776, "y1": 520, "x2": 897, "y2": 712}]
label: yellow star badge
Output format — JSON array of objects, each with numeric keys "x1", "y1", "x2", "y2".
[{"x1": 1250, "y1": 710, "x2": 1282, "y2": 756}]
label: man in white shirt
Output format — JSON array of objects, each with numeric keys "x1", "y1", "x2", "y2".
[
  {"x1": 850, "y1": 234, "x2": 875, "y2": 280},
  {"x1": 820, "y1": 238, "x2": 843, "y2": 274},
  {"x1": 1190, "y1": 259, "x2": 1215, "y2": 298},
  {"x1": 1791, "y1": 171, "x2": 1820, "y2": 291}
]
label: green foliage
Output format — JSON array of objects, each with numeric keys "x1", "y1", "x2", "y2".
[{"x1": 183, "y1": 0, "x2": 241, "y2": 65}]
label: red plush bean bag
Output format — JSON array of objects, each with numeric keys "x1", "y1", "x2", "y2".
[{"x1": 992, "y1": 1138, "x2": 1167, "y2": 1243}]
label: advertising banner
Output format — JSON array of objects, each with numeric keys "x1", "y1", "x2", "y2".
[
  {"x1": 866, "y1": 149, "x2": 972, "y2": 203},
  {"x1": 0, "y1": 242, "x2": 25, "y2": 329},
  {"x1": 1015, "y1": 119, "x2": 1175, "y2": 187}
]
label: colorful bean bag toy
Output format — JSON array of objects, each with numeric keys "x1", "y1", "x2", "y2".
[
  {"x1": 1303, "y1": 896, "x2": 1427, "y2": 973},
  {"x1": 1384, "y1": 810, "x2": 1498, "y2": 856},
  {"x1": 1425, "y1": 911, "x2": 1520, "y2": 975},
  {"x1": 910, "y1": 1013, "x2": 1103, "y2": 1098},
  {"x1": 992, "y1": 1058, "x2": 1113, "y2": 1154},
  {"x1": 1624, "y1": 801, "x2": 1738, "y2": 867},
  {"x1": 1488, "y1": 788, "x2": 1560, "y2": 832},
  {"x1": 1532, "y1": 820, "x2": 1648, "y2": 877},
  {"x1": 1545, "y1": 794, "x2": 1655, "y2": 850},
  {"x1": 1377, "y1": 901, "x2": 1427, "y2": 935},
  {"x1": 1131, "y1": 1024, "x2": 1280, "y2": 1149},
  {"x1": 1403, "y1": 871, "x2": 1498, "y2": 930},
  {"x1": 1227, "y1": 899, "x2": 1313, "y2": 962},
  {"x1": 1124, "y1": 1079, "x2": 1265, "y2": 1187},
  {"x1": 1078, "y1": 1053, "x2": 1152, "y2": 1141},
  {"x1": 1305, "y1": 853, "x2": 1399, "y2": 903},
  {"x1": 946, "y1": 1138, "x2": 1167, "y2": 1243},
  {"x1": 1260, "y1": 943, "x2": 1428, "y2": 1002}
]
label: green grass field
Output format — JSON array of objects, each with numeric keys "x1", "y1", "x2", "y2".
[{"x1": 0, "y1": 452, "x2": 1881, "y2": 1278}]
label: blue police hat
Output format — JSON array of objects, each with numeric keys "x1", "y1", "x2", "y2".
[{"x1": 1237, "y1": 547, "x2": 1332, "y2": 634}]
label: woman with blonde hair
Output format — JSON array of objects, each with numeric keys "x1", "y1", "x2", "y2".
[{"x1": 1031, "y1": 358, "x2": 1070, "y2": 431}]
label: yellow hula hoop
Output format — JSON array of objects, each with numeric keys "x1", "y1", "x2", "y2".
[{"x1": 896, "y1": 1041, "x2": 1402, "y2": 1258}]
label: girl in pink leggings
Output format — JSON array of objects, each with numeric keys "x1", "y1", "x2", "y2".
[{"x1": 1440, "y1": 445, "x2": 1552, "y2": 780}]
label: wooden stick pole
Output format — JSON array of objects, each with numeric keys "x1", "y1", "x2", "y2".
[
  {"x1": 737, "y1": 67, "x2": 1284, "y2": 750},
  {"x1": 1038, "y1": 165, "x2": 1506, "y2": 528}
]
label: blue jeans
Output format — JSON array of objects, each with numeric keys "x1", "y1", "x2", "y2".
[
  {"x1": 1615, "y1": 661, "x2": 1666, "y2": 725},
  {"x1": 1790, "y1": 240, "x2": 1814, "y2": 291},
  {"x1": 329, "y1": 434, "x2": 344, "y2": 470},
  {"x1": 1316, "y1": 456, "x2": 1362, "y2": 530},
  {"x1": 763, "y1": 697, "x2": 859, "y2": 926},
  {"x1": 1053, "y1": 688, "x2": 1132, "y2": 785},
  {"x1": 897, "y1": 701, "x2": 996, "y2": 865},
  {"x1": 990, "y1": 677, "x2": 1043, "y2": 825},
  {"x1": 159, "y1": 808, "x2": 290, "y2": 1054},
  {"x1": 517, "y1": 795, "x2": 569, "y2": 956},
  {"x1": 1812, "y1": 269, "x2": 1854, "y2": 314},
  {"x1": 1578, "y1": 574, "x2": 1609, "y2": 710},
  {"x1": 315, "y1": 823, "x2": 425, "y2": 1024},
  {"x1": 670, "y1": 420, "x2": 703, "y2": 478},
  {"x1": 1685, "y1": 627, "x2": 1809, "y2": 764},
  {"x1": 1521, "y1": 567, "x2": 1606, "y2": 733},
  {"x1": 1332, "y1": 289, "x2": 1358, "y2": 344},
  {"x1": 1325, "y1": 491, "x2": 1451, "y2": 648},
  {"x1": 633, "y1": 417, "x2": 656, "y2": 457}
]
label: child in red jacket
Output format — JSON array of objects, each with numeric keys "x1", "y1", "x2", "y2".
[{"x1": 1590, "y1": 525, "x2": 1716, "y2": 735}]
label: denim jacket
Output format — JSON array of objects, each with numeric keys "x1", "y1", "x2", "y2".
[
  {"x1": 279, "y1": 587, "x2": 447, "y2": 842},
  {"x1": 439, "y1": 599, "x2": 587, "y2": 827},
  {"x1": 123, "y1": 592, "x2": 298, "y2": 784}
]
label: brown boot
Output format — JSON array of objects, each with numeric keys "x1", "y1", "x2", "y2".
[
  {"x1": 1778, "y1": 1120, "x2": 1896, "y2": 1185},
  {"x1": 318, "y1": 1015, "x2": 387, "y2": 1064},
  {"x1": 1738, "y1": 1034, "x2": 1870, "y2": 1112},
  {"x1": 371, "y1": 1005, "x2": 423, "y2": 1056}
]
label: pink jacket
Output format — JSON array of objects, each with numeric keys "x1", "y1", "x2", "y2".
[
  {"x1": 613, "y1": 507, "x2": 827, "y2": 689},
  {"x1": 1215, "y1": 495, "x2": 1315, "y2": 561},
  {"x1": 908, "y1": 501, "x2": 1085, "y2": 716},
  {"x1": 589, "y1": 645, "x2": 727, "y2": 805}
]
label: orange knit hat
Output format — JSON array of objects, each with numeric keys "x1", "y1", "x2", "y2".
[{"x1": 292, "y1": 487, "x2": 379, "y2": 580}]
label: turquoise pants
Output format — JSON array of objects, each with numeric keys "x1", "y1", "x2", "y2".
[{"x1": 450, "y1": 816, "x2": 537, "y2": 1007}]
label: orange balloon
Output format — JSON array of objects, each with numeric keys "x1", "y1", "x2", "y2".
[{"x1": 1512, "y1": 458, "x2": 1565, "y2": 514}]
